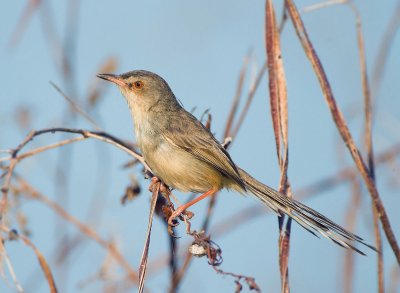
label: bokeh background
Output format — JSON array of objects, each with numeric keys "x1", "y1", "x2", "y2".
[{"x1": 1, "y1": 0, "x2": 399, "y2": 292}]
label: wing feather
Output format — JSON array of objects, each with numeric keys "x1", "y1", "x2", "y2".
[{"x1": 162, "y1": 110, "x2": 246, "y2": 191}]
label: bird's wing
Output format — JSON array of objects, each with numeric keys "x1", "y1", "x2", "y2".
[{"x1": 161, "y1": 111, "x2": 246, "y2": 191}]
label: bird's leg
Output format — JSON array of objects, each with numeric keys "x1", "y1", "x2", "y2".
[{"x1": 168, "y1": 188, "x2": 218, "y2": 227}]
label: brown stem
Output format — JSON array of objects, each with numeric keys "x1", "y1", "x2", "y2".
[
  {"x1": 265, "y1": 0, "x2": 291, "y2": 291},
  {"x1": 1, "y1": 226, "x2": 58, "y2": 293}
]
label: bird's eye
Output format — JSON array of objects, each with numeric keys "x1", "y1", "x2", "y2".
[{"x1": 134, "y1": 81, "x2": 144, "y2": 89}]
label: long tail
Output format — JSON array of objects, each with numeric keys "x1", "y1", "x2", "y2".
[{"x1": 238, "y1": 167, "x2": 376, "y2": 255}]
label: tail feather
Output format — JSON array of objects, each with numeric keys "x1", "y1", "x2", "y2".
[{"x1": 238, "y1": 167, "x2": 376, "y2": 254}]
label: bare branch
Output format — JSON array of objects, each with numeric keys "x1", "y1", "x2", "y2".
[
  {"x1": 18, "y1": 178, "x2": 139, "y2": 283},
  {"x1": 50, "y1": 82, "x2": 102, "y2": 131},
  {"x1": 138, "y1": 182, "x2": 160, "y2": 293},
  {"x1": 1, "y1": 226, "x2": 57, "y2": 293}
]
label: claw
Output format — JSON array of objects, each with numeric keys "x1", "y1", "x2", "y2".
[
  {"x1": 168, "y1": 206, "x2": 186, "y2": 227},
  {"x1": 183, "y1": 210, "x2": 194, "y2": 220},
  {"x1": 168, "y1": 214, "x2": 180, "y2": 227}
]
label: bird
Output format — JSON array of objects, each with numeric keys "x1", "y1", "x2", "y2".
[{"x1": 97, "y1": 70, "x2": 375, "y2": 255}]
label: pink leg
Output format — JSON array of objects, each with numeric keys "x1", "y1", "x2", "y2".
[{"x1": 168, "y1": 188, "x2": 218, "y2": 226}]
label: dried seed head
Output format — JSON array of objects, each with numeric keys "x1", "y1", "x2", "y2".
[{"x1": 188, "y1": 243, "x2": 207, "y2": 257}]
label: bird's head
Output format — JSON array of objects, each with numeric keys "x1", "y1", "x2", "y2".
[{"x1": 97, "y1": 70, "x2": 179, "y2": 113}]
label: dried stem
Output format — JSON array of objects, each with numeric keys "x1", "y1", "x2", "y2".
[
  {"x1": 301, "y1": 0, "x2": 346, "y2": 13},
  {"x1": 1, "y1": 226, "x2": 58, "y2": 293},
  {"x1": 0, "y1": 136, "x2": 85, "y2": 164},
  {"x1": 349, "y1": 3, "x2": 385, "y2": 291},
  {"x1": 138, "y1": 182, "x2": 160, "y2": 293},
  {"x1": 265, "y1": 0, "x2": 291, "y2": 291},
  {"x1": 342, "y1": 176, "x2": 361, "y2": 293},
  {"x1": 0, "y1": 239, "x2": 24, "y2": 292},
  {"x1": 50, "y1": 82, "x2": 102, "y2": 131},
  {"x1": 18, "y1": 178, "x2": 139, "y2": 283},
  {"x1": 0, "y1": 159, "x2": 17, "y2": 219},
  {"x1": 224, "y1": 53, "x2": 251, "y2": 139},
  {"x1": 231, "y1": 62, "x2": 267, "y2": 140},
  {"x1": 0, "y1": 127, "x2": 149, "y2": 223}
]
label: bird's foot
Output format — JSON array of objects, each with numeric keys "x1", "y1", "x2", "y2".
[
  {"x1": 168, "y1": 208, "x2": 194, "y2": 227},
  {"x1": 168, "y1": 209, "x2": 182, "y2": 227},
  {"x1": 167, "y1": 209, "x2": 194, "y2": 237}
]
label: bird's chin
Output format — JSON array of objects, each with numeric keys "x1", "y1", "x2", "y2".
[{"x1": 119, "y1": 87, "x2": 134, "y2": 101}]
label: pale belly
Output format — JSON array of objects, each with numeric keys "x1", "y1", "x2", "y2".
[{"x1": 142, "y1": 140, "x2": 224, "y2": 193}]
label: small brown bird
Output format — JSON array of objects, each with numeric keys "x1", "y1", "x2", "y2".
[{"x1": 98, "y1": 70, "x2": 374, "y2": 254}]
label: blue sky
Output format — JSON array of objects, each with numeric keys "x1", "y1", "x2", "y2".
[{"x1": 1, "y1": 1, "x2": 399, "y2": 292}]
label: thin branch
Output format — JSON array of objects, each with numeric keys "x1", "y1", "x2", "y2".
[
  {"x1": 18, "y1": 178, "x2": 139, "y2": 283},
  {"x1": 0, "y1": 239, "x2": 24, "y2": 292},
  {"x1": 348, "y1": 2, "x2": 384, "y2": 291},
  {"x1": 342, "y1": 176, "x2": 361, "y2": 293},
  {"x1": 0, "y1": 137, "x2": 85, "y2": 164},
  {"x1": 1, "y1": 226, "x2": 58, "y2": 293},
  {"x1": 224, "y1": 52, "x2": 251, "y2": 139},
  {"x1": 0, "y1": 127, "x2": 149, "y2": 221},
  {"x1": 0, "y1": 159, "x2": 17, "y2": 219},
  {"x1": 138, "y1": 182, "x2": 160, "y2": 293},
  {"x1": 50, "y1": 82, "x2": 102, "y2": 131},
  {"x1": 6, "y1": 128, "x2": 146, "y2": 170},
  {"x1": 301, "y1": 0, "x2": 346, "y2": 13},
  {"x1": 231, "y1": 62, "x2": 267, "y2": 140}
]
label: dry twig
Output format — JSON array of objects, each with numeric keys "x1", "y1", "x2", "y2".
[
  {"x1": 18, "y1": 178, "x2": 139, "y2": 283},
  {"x1": 265, "y1": 0, "x2": 291, "y2": 291},
  {"x1": 1, "y1": 226, "x2": 57, "y2": 293},
  {"x1": 342, "y1": 176, "x2": 361, "y2": 293},
  {"x1": 138, "y1": 182, "x2": 160, "y2": 293},
  {"x1": 0, "y1": 238, "x2": 24, "y2": 292}
]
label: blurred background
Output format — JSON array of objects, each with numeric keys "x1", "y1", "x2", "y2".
[{"x1": 1, "y1": 0, "x2": 399, "y2": 292}]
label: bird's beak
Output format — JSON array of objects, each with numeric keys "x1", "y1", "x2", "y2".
[{"x1": 97, "y1": 73, "x2": 126, "y2": 87}]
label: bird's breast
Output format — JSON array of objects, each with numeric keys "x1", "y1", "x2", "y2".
[
  {"x1": 142, "y1": 139, "x2": 225, "y2": 193},
  {"x1": 130, "y1": 109, "x2": 228, "y2": 193}
]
